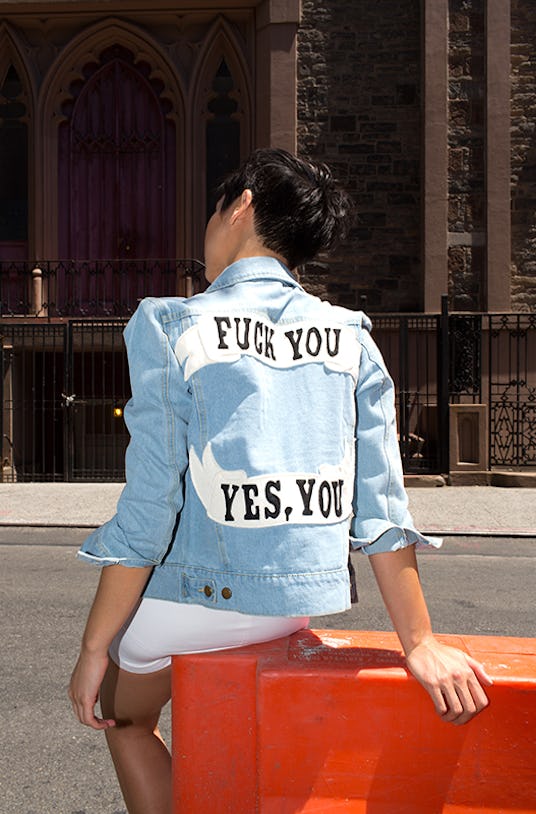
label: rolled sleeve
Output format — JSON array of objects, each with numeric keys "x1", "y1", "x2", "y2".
[
  {"x1": 78, "y1": 298, "x2": 191, "y2": 568},
  {"x1": 349, "y1": 325, "x2": 441, "y2": 556}
]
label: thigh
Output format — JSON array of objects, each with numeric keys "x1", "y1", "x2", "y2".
[{"x1": 100, "y1": 659, "x2": 171, "y2": 727}]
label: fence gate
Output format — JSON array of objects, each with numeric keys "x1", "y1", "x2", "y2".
[
  {"x1": 488, "y1": 313, "x2": 536, "y2": 467},
  {"x1": 1, "y1": 322, "x2": 66, "y2": 481},
  {"x1": 370, "y1": 312, "x2": 447, "y2": 474},
  {"x1": 1, "y1": 319, "x2": 130, "y2": 482},
  {"x1": 64, "y1": 320, "x2": 130, "y2": 481}
]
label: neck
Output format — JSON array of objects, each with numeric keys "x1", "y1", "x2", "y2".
[{"x1": 231, "y1": 238, "x2": 288, "y2": 269}]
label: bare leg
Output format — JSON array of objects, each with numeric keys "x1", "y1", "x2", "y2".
[{"x1": 100, "y1": 660, "x2": 172, "y2": 814}]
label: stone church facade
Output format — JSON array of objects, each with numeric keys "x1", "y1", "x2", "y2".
[
  {"x1": 1, "y1": 0, "x2": 535, "y2": 481},
  {"x1": 1, "y1": 0, "x2": 535, "y2": 313}
]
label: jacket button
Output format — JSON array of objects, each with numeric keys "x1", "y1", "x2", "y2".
[
  {"x1": 203, "y1": 585, "x2": 213, "y2": 597},
  {"x1": 221, "y1": 587, "x2": 232, "y2": 600}
]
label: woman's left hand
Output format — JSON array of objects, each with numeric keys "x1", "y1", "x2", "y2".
[
  {"x1": 405, "y1": 636, "x2": 493, "y2": 725},
  {"x1": 69, "y1": 649, "x2": 116, "y2": 730}
]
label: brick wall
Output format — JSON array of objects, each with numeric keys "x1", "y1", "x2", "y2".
[
  {"x1": 297, "y1": 0, "x2": 422, "y2": 312},
  {"x1": 511, "y1": 0, "x2": 536, "y2": 312}
]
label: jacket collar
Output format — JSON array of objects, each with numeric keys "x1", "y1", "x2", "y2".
[{"x1": 206, "y1": 256, "x2": 302, "y2": 293}]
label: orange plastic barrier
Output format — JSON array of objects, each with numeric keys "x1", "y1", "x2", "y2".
[{"x1": 171, "y1": 630, "x2": 536, "y2": 813}]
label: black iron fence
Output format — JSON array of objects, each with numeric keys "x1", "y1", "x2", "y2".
[
  {"x1": 488, "y1": 313, "x2": 536, "y2": 466},
  {"x1": 1, "y1": 322, "x2": 66, "y2": 481},
  {"x1": 1, "y1": 288, "x2": 535, "y2": 481},
  {"x1": 375, "y1": 307, "x2": 536, "y2": 471},
  {"x1": 367, "y1": 310, "x2": 447, "y2": 474}
]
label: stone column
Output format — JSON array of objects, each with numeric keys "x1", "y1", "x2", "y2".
[
  {"x1": 422, "y1": 0, "x2": 449, "y2": 312},
  {"x1": 486, "y1": 0, "x2": 511, "y2": 311},
  {"x1": 256, "y1": 0, "x2": 301, "y2": 151}
]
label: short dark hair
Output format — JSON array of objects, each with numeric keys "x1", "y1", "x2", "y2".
[{"x1": 215, "y1": 148, "x2": 353, "y2": 269}]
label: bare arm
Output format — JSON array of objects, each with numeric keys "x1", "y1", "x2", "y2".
[
  {"x1": 69, "y1": 565, "x2": 152, "y2": 729},
  {"x1": 369, "y1": 546, "x2": 493, "y2": 725}
]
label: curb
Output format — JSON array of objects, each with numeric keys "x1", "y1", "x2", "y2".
[
  {"x1": 0, "y1": 521, "x2": 533, "y2": 538},
  {"x1": 419, "y1": 529, "x2": 536, "y2": 538},
  {"x1": 405, "y1": 472, "x2": 536, "y2": 488},
  {"x1": 0, "y1": 521, "x2": 99, "y2": 528}
]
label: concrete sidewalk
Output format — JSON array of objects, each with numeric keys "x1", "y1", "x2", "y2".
[{"x1": 0, "y1": 482, "x2": 535, "y2": 535}]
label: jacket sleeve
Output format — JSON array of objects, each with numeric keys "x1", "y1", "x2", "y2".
[
  {"x1": 349, "y1": 322, "x2": 441, "y2": 555},
  {"x1": 77, "y1": 298, "x2": 191, "y2": 567}
]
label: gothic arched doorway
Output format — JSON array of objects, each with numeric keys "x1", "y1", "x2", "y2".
[{"x1": 57, "y1": 45, "x2": 177, "y2": 314}]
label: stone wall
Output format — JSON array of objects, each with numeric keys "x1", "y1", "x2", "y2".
[
  {"x1": 298, "y1": 0, "x2": 536, "y2": 314},
  {"x1": 511, "y1": 0, "x2": 536, "y2": 312},
  {"x1": 447, "y1": 0, "x2": 485, "y2": 311},
  {"x1": 297, "y1": 0, "x2": 422, "y2": 312}
]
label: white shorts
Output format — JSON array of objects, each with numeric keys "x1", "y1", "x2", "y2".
[{"x1": 109, "y1": 598, "x2": 309, "y2": 674}]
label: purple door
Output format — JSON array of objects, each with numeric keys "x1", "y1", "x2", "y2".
[{"x1": 58, "y1": 47, "x2": 176, "y2": 314}]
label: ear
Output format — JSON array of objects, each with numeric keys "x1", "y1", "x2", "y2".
[{"x1": 230, "y1": 189, "x2": 253, "y2": 225}]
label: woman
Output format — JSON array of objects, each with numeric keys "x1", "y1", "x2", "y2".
[{"x1": 69, "y1": 148, "x2": 492, "y2": 814}]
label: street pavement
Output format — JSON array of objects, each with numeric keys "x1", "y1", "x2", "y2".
[
  {"x1": 1, "y1": 480, "x2": 536, "y2": 535},
  {"x1": 0, "y1": 482, "x2": 535, "y2": 814}
]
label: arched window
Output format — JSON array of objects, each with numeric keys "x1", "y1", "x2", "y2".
[
  {"x1": 0, "y1": 64, "x2": 28, "y2": 246},
  {"x1": 190, "y1": 22, "x2": 252, "y2": 255},
  {"x1": 206, "y1": 58, "x2": 241, "y2": 218}
]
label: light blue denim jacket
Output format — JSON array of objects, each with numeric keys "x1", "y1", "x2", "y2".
[{"x1": 78, "y1": 257, "x2": 439, "y2": 616}]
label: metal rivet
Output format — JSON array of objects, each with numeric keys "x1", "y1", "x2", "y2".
[
  {"x1": 203, "y1": 585, "x2": 213, "y2": 597},
  {"x1": 221, "y1": 587, "x2": 232, "y2": 600}
]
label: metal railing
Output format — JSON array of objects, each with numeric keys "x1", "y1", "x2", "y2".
[
  {"x1": 367, "y1": 309, "x2": 447, "y2": 474},
  {"x1": 1, "y1": 276, "x2": 535, "y2": 480},
  {"x1": 488, "y1": 313, "x2": 536, "y2": 466},
  {"x1": 0, "y1": 258, "x2": 206, "y2": 317},
  {"x1": 374, "y1": 305, "x2": 536, "y2": 471}
]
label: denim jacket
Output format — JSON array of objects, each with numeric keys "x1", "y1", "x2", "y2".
[{"x1": 78, "y1": 257, "x2": 439, "y2": 616}]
